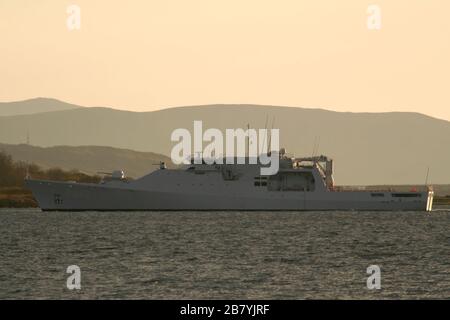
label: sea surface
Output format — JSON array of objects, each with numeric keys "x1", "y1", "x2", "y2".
[{"x1": 0, "y1": 208, "x2": 449, "y2": 299}]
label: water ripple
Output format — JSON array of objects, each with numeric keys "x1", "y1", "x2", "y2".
[{"x1": 0, "y1": 208, "x2": 449, "y2": 299}]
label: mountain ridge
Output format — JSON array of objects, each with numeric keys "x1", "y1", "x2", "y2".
[
  {"x1": 2, "y1": 98, "x2": 448, "y2": 123},
  {"x1": 0, "y1": 97, "x2": 82, "y2": 116},
  {"x1": 0, "y1": 98, "x2": 449, "y2": 185}
]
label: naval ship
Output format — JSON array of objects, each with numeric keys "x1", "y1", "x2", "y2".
[{"x1": 25, "y1": 149, "x2": 434, "y2": 211}]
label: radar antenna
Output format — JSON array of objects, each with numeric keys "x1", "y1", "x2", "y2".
[
  {"x1": 425, "y1": 167, "x2": 430, "y2": 186},
  {"x1": 268, "y1": 116, "x2": 275, "y2": 154},
  {"x1": 261, "y1": 115, "x2": 269, "y2": 154}
]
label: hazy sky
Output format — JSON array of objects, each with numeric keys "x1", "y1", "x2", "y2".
[{"x1": 1, "y1": 0, "x2": 449, "y2": 120}]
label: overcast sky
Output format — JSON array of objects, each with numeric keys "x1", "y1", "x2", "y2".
[{"x1": 1, "y1": 0, "x2": 449, "y2": 120}]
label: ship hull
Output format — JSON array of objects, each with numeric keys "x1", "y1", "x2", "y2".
[{"x1": 25, "y1": 179, "x2": 434, "y2": 212}]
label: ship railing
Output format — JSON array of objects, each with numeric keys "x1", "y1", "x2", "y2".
[{"x1": 331, "y1": 186, "x2": 429, "y2": 192}]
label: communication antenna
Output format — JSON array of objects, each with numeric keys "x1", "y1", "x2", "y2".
[
  {"x1": 261, "y1": 115, "x2": 269, "y2": 154},
  {"x1": 246, "y1": 123, "x2": 250, "y2": 158},
  {"x1": 268, "y1": 116, "x2": 275, "y2": 153},
  {"x1": 425, "y1": 167, "x2": 430, "y2": 186},
  {"x1": 26, "y1": 130, "x2": 30, "y2": 145},
  {"x1": 311, "y1": 136, "x2": 317, "y2": 157},
  {"x1": 312, "y1": 136, "x2": 321, "y2": 158},
  {"x1": 316, "y1": 137, "x2": 321, "y2": 156}
]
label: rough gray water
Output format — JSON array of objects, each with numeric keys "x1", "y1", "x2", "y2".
[{"x1": 0, "y1": 208, "x2": 449, "y2": 299}]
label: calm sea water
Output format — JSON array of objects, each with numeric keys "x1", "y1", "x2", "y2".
[{"x1": 0, "y1": 208, "x2": 449, "y2": 299}]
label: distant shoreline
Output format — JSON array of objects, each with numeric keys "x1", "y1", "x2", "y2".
[{"x1": 0, "y1": 187, "x2": 36, "y2": 208}]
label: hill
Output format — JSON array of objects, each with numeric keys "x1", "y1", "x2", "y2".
[
  {"x1": 0, "y1": 98, "x2": 81, "y2": 116},
  {"x1": 0, "y1": 101, "x2": 449, "y2": 185},
  {"x1": 0, "y1": 143, "x2": 174, "y2": 179}
]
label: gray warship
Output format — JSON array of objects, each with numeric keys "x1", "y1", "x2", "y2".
[{"x1": 25, "y1": 151, "x2": 434, "y2": 211}]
